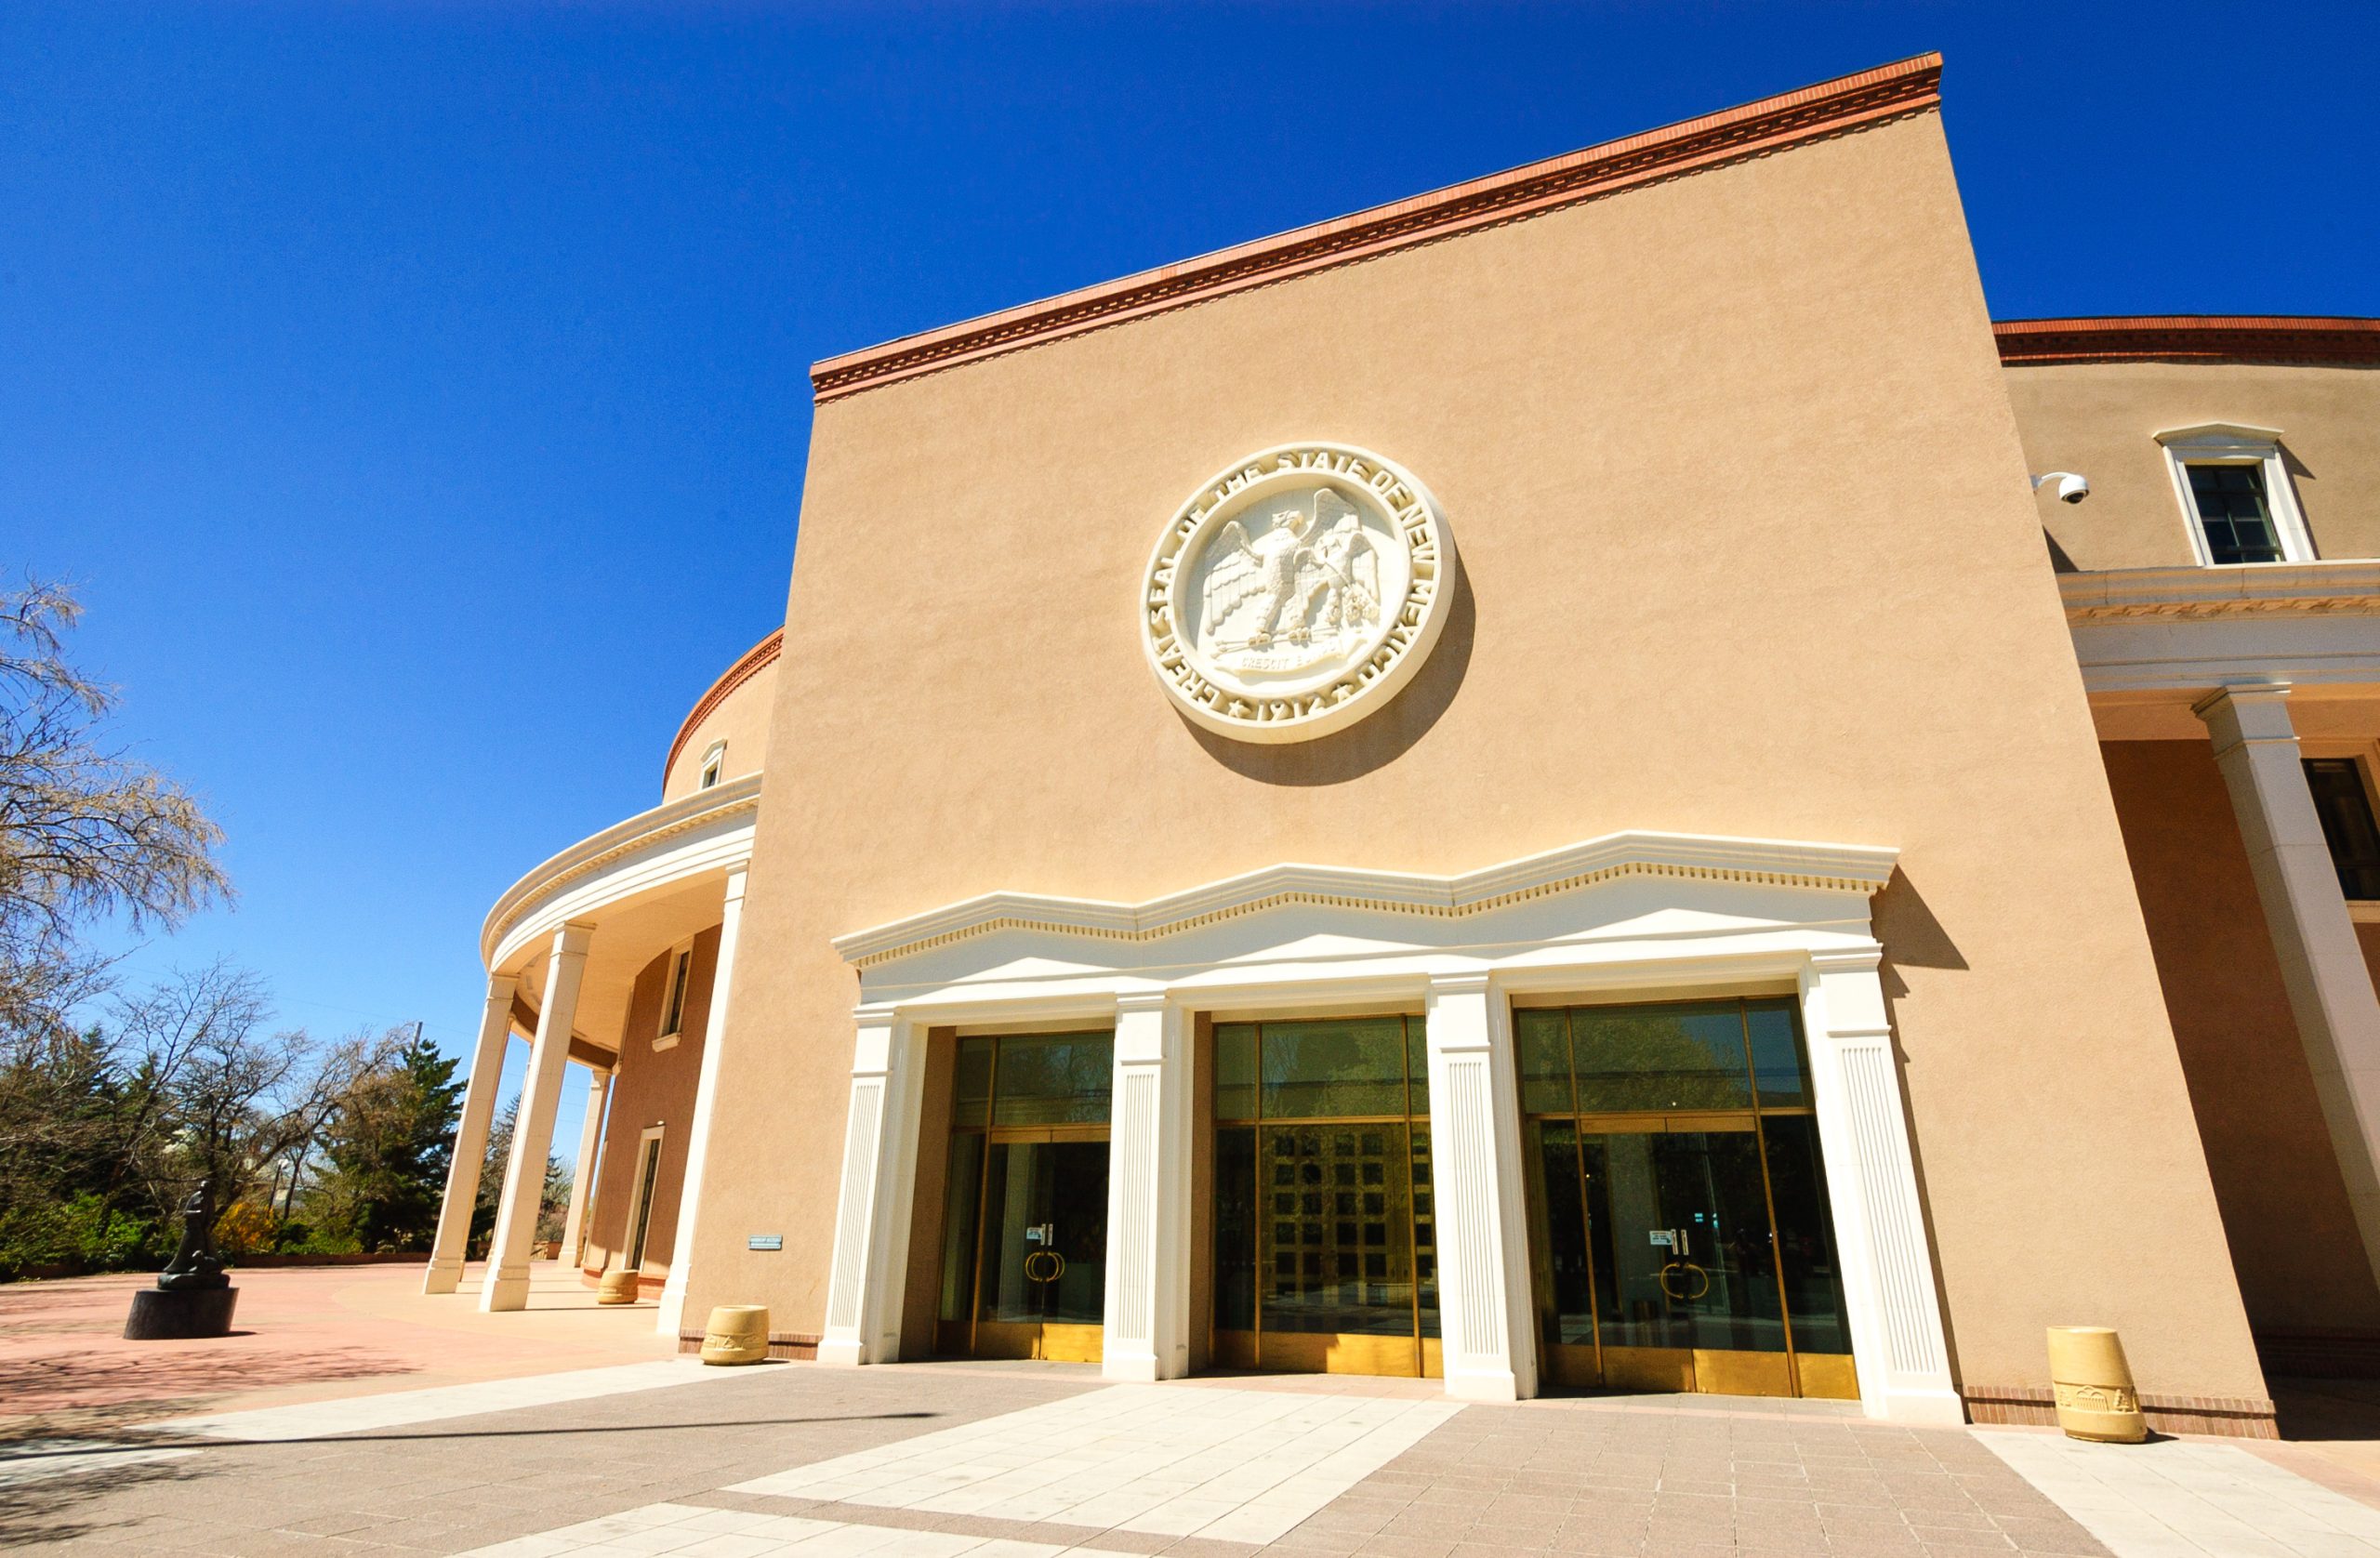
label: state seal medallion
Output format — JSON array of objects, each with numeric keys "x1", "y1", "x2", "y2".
[{"x1": 1140, "y1": 442, "x2": 1458, "y2": 743}]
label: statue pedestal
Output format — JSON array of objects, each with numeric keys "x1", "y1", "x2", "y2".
[{"x1": 123, "y1": 1287, "x2": 240, "y2": 1340}]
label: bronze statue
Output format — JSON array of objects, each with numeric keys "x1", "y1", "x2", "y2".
[{"x1": 156, "y1": 1178, "x2": 230, "y2": 1292}]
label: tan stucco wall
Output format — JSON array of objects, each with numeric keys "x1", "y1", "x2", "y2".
[
  {"x1": 582, "y1": 927, "x2": 721, "y2": 1279},
  {"x1": 2004, "y1": 361, "x2": 2380, "y2": 572},
  {"x1": 699, "y1": 111, "x2": 2265, "y2": 1402},
  {"x1": 661, "y1": 657, "x2": 778, "y2": 803},
  {"x1": 2099, "y1": 739, "x2": 2380, "y2": 1336}
]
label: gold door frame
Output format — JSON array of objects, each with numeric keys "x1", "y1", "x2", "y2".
[
  {"x1": 1208, "y1": 1014, "x2": 1441, "y2": 1380},
  {"x1": 1520, "y1": 998, "x2": 1856, "y2": 1401},
  {"x1": 937, "y1": 1033, "x2": 1113, "y2": 1364}
]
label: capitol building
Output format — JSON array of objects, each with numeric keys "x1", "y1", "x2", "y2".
[{"x1": 421, "y1": 54, "x2": 2380, "y2": 1438}]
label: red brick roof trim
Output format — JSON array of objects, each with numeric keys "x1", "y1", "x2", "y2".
[
  {"x1": 811, "y1": 54, "x2": 1944, "y2": 403},
  {"x1": 662, "y1": 628, "x2": 783, "y2": 786},
  {"x1": 1995, "y1": 316, "x2": 2380, "y2": 367}
]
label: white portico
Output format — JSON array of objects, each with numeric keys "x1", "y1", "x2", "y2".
[
  {"x1": 423, "y1": 772, "x2": 758, "y2": 1331},
  {"x1": 815, "y1": 830, "x2": 1964, "y2": 1425}
]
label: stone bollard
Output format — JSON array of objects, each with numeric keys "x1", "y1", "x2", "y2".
[
  {"x1": 701, "y1": 1305, "x2": 771, "y2": 1365},
  {"x1": 596, "y1": 1268, "x2": 641, "y2": 1305},
  {"x1": 2047, "y1": 1327, "x2": 2148, "y2": 1443}
]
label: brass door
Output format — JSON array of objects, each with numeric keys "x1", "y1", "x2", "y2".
[
  {"x1": 940, "y1": 1127, "x2": 1110, "y2": 1362},
  {"x1": 1208, "y1": 1016, "x2": 1442, "y2": 1380},
  {"x1": 1516, "y1": 997, "x2": 1857, "y2": 1402},
  {"x1": 1527, "y1": 1114, "x2": 1854, "y2": 1399}
]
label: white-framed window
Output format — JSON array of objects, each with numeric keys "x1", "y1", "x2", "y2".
[
  {"x1": 698, "y1": 741, "x2": 726, "y2": 790},
  {"x1": 622, "y1": 1125, "x2": 666, "y2": 1272},
  {"x1": 654, "y1": 942, "x2": 694, "y2": 1050},
  {"x1": 2156, "y1": 423, "x2": 2317, "y2": 566}
]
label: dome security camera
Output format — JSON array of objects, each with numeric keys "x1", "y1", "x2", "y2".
[{"x1": 2031, "y1": 471, "x2": 2091, "y2": 505}]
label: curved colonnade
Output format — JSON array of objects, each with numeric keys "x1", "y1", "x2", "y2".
[{"x1": 421, "y1": 632, "x2": 777, "y2": 1338}]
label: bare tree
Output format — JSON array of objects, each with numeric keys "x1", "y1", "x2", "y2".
[
  {"x1": 97, "y1": 964, "x2": 396, "y2": 1224},
  {"x1": 0, "y1": 579, "x2": 230, "y2": 1038}
]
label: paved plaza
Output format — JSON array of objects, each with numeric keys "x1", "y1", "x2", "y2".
[{"x1": 6, "y1": 1267, "x2": 2380, "y2": 1557}]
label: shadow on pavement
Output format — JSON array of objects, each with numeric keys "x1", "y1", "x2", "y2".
[
  {"x1": 0, "y1": 1446, "x2": 196, "y2": 1550},
  {"x1": 0, "y1": 1343, "x2": 404, "y2": 1422},
  {"x1": 57, "y1": 1409, "x2": 947, "y2": 1459}
]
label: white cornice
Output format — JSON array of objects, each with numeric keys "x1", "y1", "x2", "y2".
[
  {"x1": 831, "y1": 832, "x2": 1899, "y2": 970},
  {"x1": 2061, "y1": 562, "x2": 2380, "y2": 622},
  {"x1": 480, "y1": 772, "x2": 762, "y2": 966},
  {"x1": 2154, "y1": 421, "x2": 2285, "y2": 446}
]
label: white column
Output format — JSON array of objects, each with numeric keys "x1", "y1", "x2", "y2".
[
  {"x1": 560, "y1": 1064, "x2": 613, "y2": 1273},
  {"x1": 818, "y1": 1005, "x2": 926, "y2": 1366},
  {"x1": 481, "y1": 923, "x2": 594, "y2": 1313},
  {"x1": 1103, "y1": 993, "x2": 1193, "y2": 1381},
  {"x1": 1799, "y1": 948, "x2": 1962, "y2": 1423},
  {"x1": 655, "y1": 865, "x2": 749, "y2": 1337},
  {"x1": 2196, "y1": 683, "x2": 2380, "y2": 1287},
  {"x1": 1422, "y1": 974, "x2": 1533, "y2": 1402},
  {"x1": 424, "y1": 974, "x2": 518, "y2": 1295}
]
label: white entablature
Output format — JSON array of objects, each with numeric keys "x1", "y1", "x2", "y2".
[
  {"x1": 482, "y1": 771, "x2": 760, "y2": 977},
  {"x1": 817, "y1": 830, "x2": 1964, "y2": 1425},
  {"x1": 831, "y1": 829, "x2": 1901, "y2": 1003}
]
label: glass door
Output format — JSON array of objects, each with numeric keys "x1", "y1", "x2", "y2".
[
  {"x1": 1518, "y1": 997, "x2": 1856, "y2": 1400},
  {"x1": 971, "y1": 1132, "x2": 1109, "y2": 1361},
  {"x1": 1210, "y1": 1016, "x2": 1441, "y2": 1378},
  {"x1": 934, "y1": 1031, "x2": 1114, "y2": 1362}
]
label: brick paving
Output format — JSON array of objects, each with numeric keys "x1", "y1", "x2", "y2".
[
  {"x1": 5, "y1": 1361, "x2": 2124, "y2": 1557},
  {"x1": 5, "y1": 1271, "x2": 2379, "y2": 1557},
  {"x1": 1280, "y1": 1402, "x2": 2101, "y2": 1557},
  {"x1": 5, "y1": 1360, "x2": 1092, "y2": 1553},
  {"x1": 0, "y1": 1263, "x2": 670, "y2": 1440}
]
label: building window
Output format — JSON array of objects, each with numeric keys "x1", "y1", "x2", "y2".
[
  {"x1": 2156, "y1": 423, "x2": 2316, "y2": 566},
  {"x1": 624, "y1": 1127, "x2": 666, "y2": 1271},
  {"x1": 2188, "y1": 465, "x2": 2281, "y2": 564},
  {"x1": 2305, "y1": 759, "x2": 2380, "y2": 903},
  {"x1": 699, "y1": 742, "x2": 726, "y2": 790},
  {"x1": 655, "y1": 946, "x2": 692, "y2": 1050}
]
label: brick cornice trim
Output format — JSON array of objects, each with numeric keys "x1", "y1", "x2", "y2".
[
  {"x1": 662, "y1": 628, "x2": 784, "y2": 784},
  {"x1": 1996, "y1": 315, "x2": 2380, "y2": 367},
  {"x1": 677, "y1": 1327, "x2": 821, "y2": 1361},
  {"x1": 810, "y1": 54, "x2": 1943, "y2": 403},
  {"x1": 1961, "y1": 1381, "x2": 2277, "y2": 1440},
  {"x1": 2060, "y1": 561, "x2": 2380, "y2": 622}
]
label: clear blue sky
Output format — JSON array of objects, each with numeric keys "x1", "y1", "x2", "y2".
[{"x1": 6, "y1": 3, "x2": 2374, "y2": 1166}]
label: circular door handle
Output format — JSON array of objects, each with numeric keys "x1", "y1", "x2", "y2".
[
  {"x1": 1024, "y1": 1250, "x2": 1065, "y2": 1284},
  {"x1": 1659, "y1": 1261, "x2": 1711, "y2": 1301}
]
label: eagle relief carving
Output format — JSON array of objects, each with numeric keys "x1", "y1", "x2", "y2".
[
  {"x1": 1139, "y1": 442, "x2": 1458, "y2": 745},
  {"x1": 1198, "y1": 488, "x2": 1383, "y2": 673}
]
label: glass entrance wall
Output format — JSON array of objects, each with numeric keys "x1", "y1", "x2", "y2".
[
  {"x1": 934, "y1": 1030, "x2": 1115, "y2": 1361},
  {"x1": 1210, "y1": 1016, "x2": 1441, "y2": 1377},
  {"x1": 1518, "y1": 997, "x2": 1856, "y2": 1400}
]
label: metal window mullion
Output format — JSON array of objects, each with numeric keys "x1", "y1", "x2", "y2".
[{"x1": 1739, "y1": 1000, "x2": 1803, "y2": 1396}]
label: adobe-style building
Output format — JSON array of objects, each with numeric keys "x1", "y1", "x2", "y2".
[{"x1": 423, "y1": 54, "x2": 2380, "y2": 1438}]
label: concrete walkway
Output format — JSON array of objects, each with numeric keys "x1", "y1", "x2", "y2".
[
  {"x1": 1982, "y1": 1428, "x2": 2380, "y2": 1558},
  {"x1": 7, "y1": 1267, "x2": 2380, "y2": 1555}
]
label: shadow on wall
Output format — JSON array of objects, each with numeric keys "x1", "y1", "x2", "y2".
[
  {"x1": 1873, "y1": 867, "x2": 1970, "y2": 1398},
  {"x1": 1186, "y1": 563, "x2": 1478, "y2": 786},
  {"x1": 1875, "y1": 870, "x2": 1968, "y2": 986}
]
